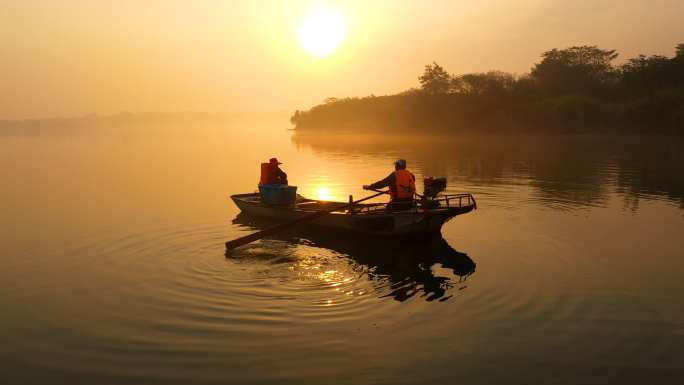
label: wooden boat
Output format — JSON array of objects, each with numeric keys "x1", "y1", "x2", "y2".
[{"x1": 230, "y1": 192, "x2": 476, "y2": 236}]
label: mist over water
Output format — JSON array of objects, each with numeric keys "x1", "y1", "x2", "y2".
[{"x1": 1, "y1": 123, "x2": 683, "y2": 384}]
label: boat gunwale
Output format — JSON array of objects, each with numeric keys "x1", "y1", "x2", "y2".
[{"x1": 230, "y1": 192, "x2": 475, "y2": 216}]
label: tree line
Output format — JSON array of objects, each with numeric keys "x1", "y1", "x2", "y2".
[{"x1": 290, "y1": 44, "x2": 684, "y2": 134}]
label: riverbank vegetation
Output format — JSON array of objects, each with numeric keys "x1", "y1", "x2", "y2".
[{"x1": 291, "y1": 44, "x2": 684, "y2": 135}]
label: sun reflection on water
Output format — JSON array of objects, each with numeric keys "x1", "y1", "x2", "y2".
[
  {"x1": 315, "y1": 186, "x2": 333, "y2": 201},
  {"x1": 288, "y1": 251, "x2": 369, "y2": 300}
]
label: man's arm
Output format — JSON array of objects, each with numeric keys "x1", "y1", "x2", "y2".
[
  {"x1": 368, "y1": 172, "x2": 396, "y2": 190},
  {"x1": 276, "y1": 167, "x2": 287, "y2": 179}
]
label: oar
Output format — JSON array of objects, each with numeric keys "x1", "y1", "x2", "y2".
[
  {"x1": 225, "y1": 191, "x2": 386, "y2": 250},
  {"x1": 367, "y1": 188, "x2": 390, "y2": 195},
  {"x1": 400, "y1": 184, "x2": 427, "y2": 200}
]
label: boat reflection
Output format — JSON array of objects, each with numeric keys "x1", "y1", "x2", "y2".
[{"x1": 229, "y1": 212, "x2": 476, "y2": 302}]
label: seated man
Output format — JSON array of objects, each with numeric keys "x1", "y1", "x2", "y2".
[
  {"x1": 259, "y1": 158, "x2": 288, "y2": 185},
  {"x1": 363, "y1": 159, "x2": 416, "y2": 211}
]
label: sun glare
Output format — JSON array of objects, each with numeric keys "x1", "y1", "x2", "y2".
[
  {"x1": 297, "y1": 8, "x2": 349, "y2": 57},
  {"x1": 316, "y1": 186, "x2": 333, "y2": 201}
]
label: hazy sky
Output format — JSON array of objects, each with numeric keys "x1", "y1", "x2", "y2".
[{"x1": 1, "y1": 0, "x2": 682, "y2": 120}]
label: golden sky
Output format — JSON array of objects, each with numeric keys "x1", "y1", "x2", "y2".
[{"x1": 1, "y1": 0, "x2": 682, "y2": 120}]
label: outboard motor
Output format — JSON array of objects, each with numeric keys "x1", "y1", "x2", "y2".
[{"x1": 423, "y1": 177, "x2": 447, "y2": 198}]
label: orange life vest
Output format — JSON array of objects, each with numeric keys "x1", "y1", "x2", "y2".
[
  {"x1": 391, "y1": 169, "x2": 416, "y2": 200},
  {"x1": 258, "y1": 163, "x2": 278, "y2": 185}
]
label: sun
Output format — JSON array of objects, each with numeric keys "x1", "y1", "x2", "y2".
[{"x1": 297, "y1": 8, "x2": 349, "y2": 57}]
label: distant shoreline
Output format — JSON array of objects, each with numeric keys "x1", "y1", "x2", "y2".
[
  {"x1": 290, "y1": 44, "x2": 684, "y2": 136},
  {"x1": 0, "y1": 111, "x2": 290, "y2": 130}
]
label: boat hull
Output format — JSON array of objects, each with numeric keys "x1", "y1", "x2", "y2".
[{"x1": 231, "y1": 193, "x2": 474, "y2": 237}]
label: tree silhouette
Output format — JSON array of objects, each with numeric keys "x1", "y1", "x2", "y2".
[
  {"x1": 419, "y1": 62, "x2": 452, "y2": 94},
  {"x1": 676, "y1": 43, "x2": 684, "y2": 57},
  {"x1": 621, "y1": 55, "x2": 671, "y2": 95},
  {"x1": 531, "y1": 46, "x2": 618, "y2": 95},
  {"x1": 290, "y1": 44, "x2": 684, "y2": 135}
]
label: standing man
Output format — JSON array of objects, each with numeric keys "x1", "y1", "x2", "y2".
[{"x1": 363, "y1": 159, "x2": 416, "y2": 211}]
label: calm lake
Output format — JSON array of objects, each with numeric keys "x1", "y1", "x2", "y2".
[{"x1": 1, "y1": 122, "x2": 683, "y2": 384}]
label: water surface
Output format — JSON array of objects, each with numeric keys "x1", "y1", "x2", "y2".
[{"x1": 1, "y1": 124, "x2": 683, "y2": 384}]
